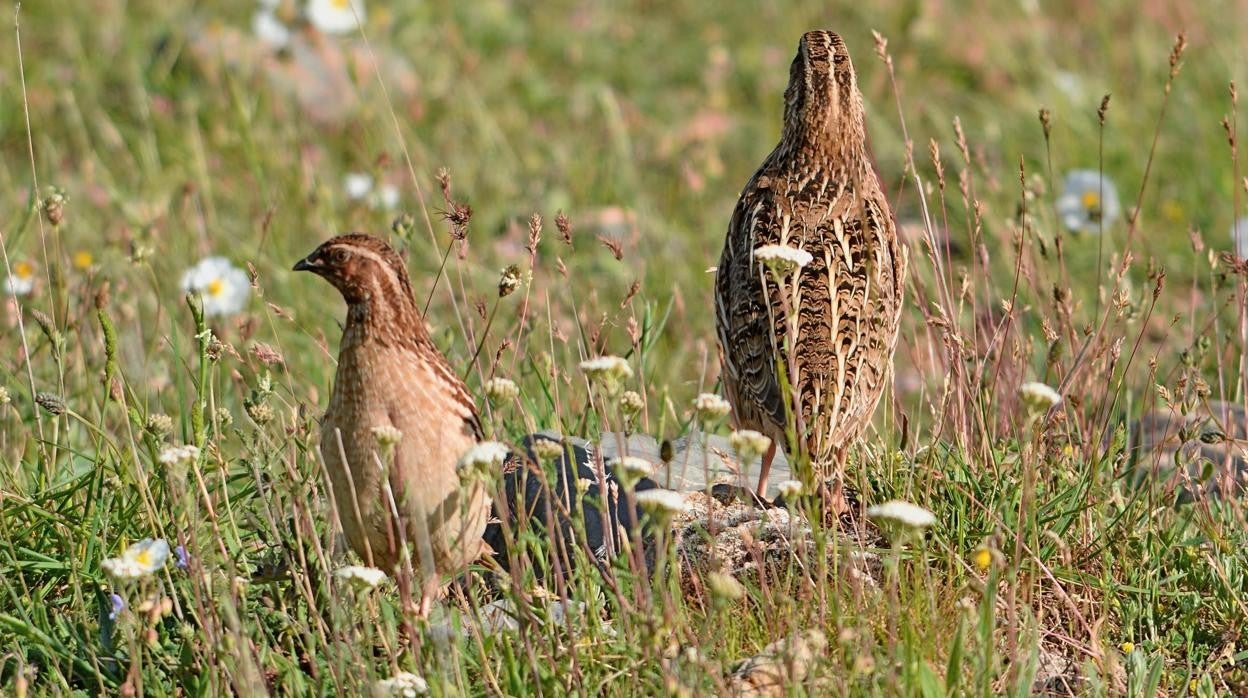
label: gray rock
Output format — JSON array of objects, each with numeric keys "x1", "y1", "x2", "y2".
[
  {"x1": 1127, "y1": 400, "x2": 1248, "y2": 503},
  {"x1": 594, "y1": 431, "x2": 793, "y2": 498}
]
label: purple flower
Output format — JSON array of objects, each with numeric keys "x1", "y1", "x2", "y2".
[
  {"x1": 109, "y1": 593, "x2": 125, "y2": 621},
  {"x1": 174, "y1": 545, "x2": 189, "y2": 570}
]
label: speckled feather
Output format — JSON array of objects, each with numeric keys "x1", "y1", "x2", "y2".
[
  {"x1": 301, "y1": 234, "x2": 488, "y2": 576},
  {"x1": 714, "y1": 31, "x2": 906, "y2": 475}
]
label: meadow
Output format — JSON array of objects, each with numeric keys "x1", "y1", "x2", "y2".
[{"x1": 1, "y1": 0, "x2": 1247, "y2": 695}]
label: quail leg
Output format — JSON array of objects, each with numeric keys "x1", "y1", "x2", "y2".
[{"x1": 754, "y1": 441, "x2": 778, "y2": 500}]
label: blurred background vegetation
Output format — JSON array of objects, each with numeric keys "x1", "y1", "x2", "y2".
[{"x1": 3, "y1": 1, "x2": 1248, "y2": 694}]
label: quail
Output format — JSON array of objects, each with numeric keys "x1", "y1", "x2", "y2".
[
  {"x1": 296, "y1": 234, "x2": 658, "y2": 613},
  {"x1": 714, "y1": 31, "x2": 906, "y2": 505}
]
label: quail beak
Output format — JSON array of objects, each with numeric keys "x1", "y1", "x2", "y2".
[{"x1": 292, "y1": 255, "x2": 319, "y2": 273}]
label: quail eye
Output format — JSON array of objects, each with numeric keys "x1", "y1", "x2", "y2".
[
  {"x1": 833, "y1": 53, "x2": 847, "y2": 65},
  {"x1": 330, "y1": 248, "x2": 349, "y2": 264}
]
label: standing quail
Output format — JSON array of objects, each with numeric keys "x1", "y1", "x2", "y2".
[
  {"x1": 296, "y1": 234, "x2": 658, "y2": 613},
  {"x1": 714, "y1": 31, "x2": 906, "y2": 505},
  {"x1": 295, "y1": 234, "x2": 490, "y2": 616}
]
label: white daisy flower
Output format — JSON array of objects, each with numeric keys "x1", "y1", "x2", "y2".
[
  {"x1": 483, "y1": 377, "x2": 519, "y2": 403},
  {"x1": 180, "y1": 256, "x2": 251, "y2": 318},
  {"x1": 307, "y1": 0, "x2": 365, "y2": 35},
  {"x1": 372, "y1": 671, "x2": 428, "y2": 697},
  {"x1": 252, "y1": 9, "x2": 291, "y2": 48},
  {"x1": 775, "y1": 480, "x2": 804, "y2": 500},
  {"x1": 728, "y1": 429, "x2": 771, "y2": 462},
  {"x1": 334, "y1": 565, "x2": 388, "y2": 591},
  {"x1": 693, "y1": 393, "x2": 732, "y2": 424},
  {"x1": 1018, "y1": 382, "x2": 1062, "y2": 413},
  {"x1": 1055, "y1": 170, "x2": 1120, "y2": 234},
  {"x1": 866, "y1": 501, "x2": 936, "y2": 529},
  {"x1": 101, "y1": 538, "x2": 171, "y2": 580},
  {"x1": 344, "y1": 172, "x2": 374, "y2": 201},
  {"x1": 157, "y1": 444, "x2": 200, "y2": 466},
  {"x1": 1231, "y1": 217, "x2": 1248, "y2": 259},
  {"x1": 753, "y1": 244, "x2": 813, "y2": 274},
  {"x1": 4, "y1": 260, "x2": 36, "y2": 296},
  {"x1": 635, "y1": 489, "x2": 690, "y2": 518}
]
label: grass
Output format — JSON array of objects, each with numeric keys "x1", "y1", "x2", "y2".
[{"x1": 2, "y1": 0, "x2": 1247, "y2": 694}]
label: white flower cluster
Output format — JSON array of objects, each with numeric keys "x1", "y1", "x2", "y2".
[
  {"x1": 579, "y1": 356, "x2": 634, "y2": 381},
  {"x1": 635, "y1": 489, "x2": 690, "y2": 518},
  {"x1": 158, "y1": 444, "x2": 201, "y2": 466},
  {"x1": 866, "y1": 501, "x2": 935, "y2": 529},
  {"x1": 372, "y1": 671, "x2": 428, "y2": 697},
  {"x1": 728, "y1": 429, "x2": 771, "y2": 462},
  {"x1": 334, "y1": 565, "x2": 388, "y2": 591},
  {"x1": 459, "y1": 441, "x2": 509, "y2": 473},
  {"x1": 753, "y1": 244, "x2": 813, "y2": 274},
  {"x1": 693, "y1": 393, "x2": 732, "y2": 423},
  {"x1": 1018, "y1": 382, "x2": 1062, "y2": 413}
]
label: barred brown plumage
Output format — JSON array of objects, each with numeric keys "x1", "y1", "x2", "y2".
[
  {"x1": 294, "y1": 233, "x2": 489, "y2": 617},
  {"x1": 714, "y1": 31, "x2": 906, "y2": 507},
  {"x1": 296, "y1": 233, "x2": 660, "y2": 615}
]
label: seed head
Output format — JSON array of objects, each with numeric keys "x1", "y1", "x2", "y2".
[
  {"x1": 391, "y1": 212, "x2": 416, "y2": 239},
  {"x1": 706, "y1": 571, "x2": 746, "y2": 600},
  {"x1": 249, "y1": 342, "x2": 284, "y2": 366},
  {"x1": 146, "y1": 413, "x2": 174, "y2": 437},
  {"x1": 371, "y1": 425, "x2": 403, "y2": 448},
  {"x1": 620, "y1": 390, "x2": 644, "y2": 417},
  {"x1": 484, "y1": 377, "x2": 520, "y2": 403},
  {"x1": 36, "y1": 392, "x2": 66, "y2": 416},
  {"x1": 530, "y1": 438, "x2": 565, "y2": 462},
  {"x1": 40, "y1": 188, "x2": 67, "y2": 227},
  {"x1": 498, "y1": 265, "x2": 522, "y2": 297},
  {"x1": 246, "y1": 402, "x2": 275, "y2": 425},
  {"x1": 555, "y1": 210, "x2": 573, "y2": 246}
]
